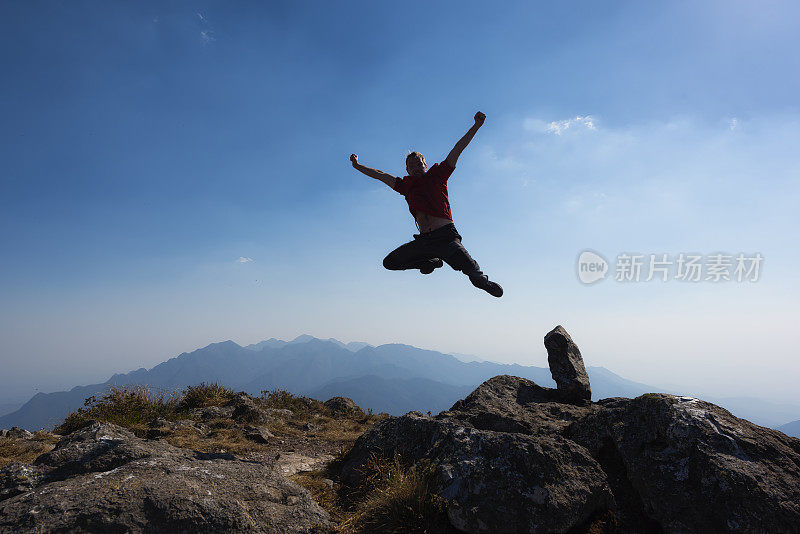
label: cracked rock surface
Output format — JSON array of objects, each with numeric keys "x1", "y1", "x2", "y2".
[{"x1": 0, "y1": 422, "x2": 331, "y2": 533}]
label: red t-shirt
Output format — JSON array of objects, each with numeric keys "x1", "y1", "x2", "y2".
[{"x1": 392, "y1": 160, "x2": 456, "y2": 221}]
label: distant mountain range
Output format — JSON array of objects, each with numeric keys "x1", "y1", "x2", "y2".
[
  {"x1": 1, "y1": 335, "x2": 798, "y2": 432},
  {"x1": 0, "y1": 402, "x2": 23, "y2": 419}
]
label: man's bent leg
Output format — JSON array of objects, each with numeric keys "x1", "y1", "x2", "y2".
[{"x1": 382, "y1": 238, "x2": 439, "y2": 271}]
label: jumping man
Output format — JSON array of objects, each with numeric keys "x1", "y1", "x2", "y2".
[{"x1": 350, "y1": 111, "x2": 503, "y2": 297}]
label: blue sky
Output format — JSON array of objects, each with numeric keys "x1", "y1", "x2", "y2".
[{"x1": 1, "y1": 1, "x2": 799, "y2": 404}]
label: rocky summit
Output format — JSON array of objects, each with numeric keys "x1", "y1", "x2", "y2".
[
  {"x1": 340, "y1": 326, "x2": 800, "y2": 533},
  {"x1": 1, "y1": 326, "x2": 800, "y2": 533}
]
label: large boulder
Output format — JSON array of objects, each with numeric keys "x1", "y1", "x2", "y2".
[
  {"x1": 33, "y1": 422, "x2": 158, "y2": 481},
  {"x1": 544, "y1": 325, "x2": 591, "y2": 403},
  {"x1": 447, "y1": 374, "x2": 597, "y2": 435},
  {"x1": 341, "y1": 411, "x2": 613, "y2": 533},
  {"x1": 6, "y1": 427, "x2": 34, "y2": 439},
  {"x1": 0, "y1": 422, "x2": 331, "y2": 533},
  {"x1": 568, "y1": 393, "x2": 800, "y2": 533},
  {"x1": 244, "y1": 425, "x2": 274, "y2": 444},
  {"x1": 324, "y1": 396, "x2": 363, "y2": 417},
  {"x1": 227, "y1": 393, "x2": 271, "y2": 424}
]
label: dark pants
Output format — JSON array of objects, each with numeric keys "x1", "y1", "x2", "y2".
[{"x1": 382, "y1": 223, "x2": 485, "y2": 281}]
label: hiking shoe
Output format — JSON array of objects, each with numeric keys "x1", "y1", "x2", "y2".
[
  {"x1": 420, "y1": 258, "x2": 444, "y2": 275},
  {"x1": 470, "y1": 275, "x2": 504, "y2": 297}
]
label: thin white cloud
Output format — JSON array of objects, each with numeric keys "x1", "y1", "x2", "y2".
[
  {"x1": 523, "y1": 115, "x2": 597, "y2": 135},
  {"x1": 237, "y1": 257, "x2": 253, "y2": 264},
  {"x1": 200, "y1": 30, "x2": 215, "y2": 44},
  {"x1": 486, "y1": 114, "x2": 800, "y2": 228},
  {"x1": 547, "y1": 116, "x2": 596, "y2": 135},
  {"x1": 196, "y1": 12, "x2": 215, "y2": 44}
]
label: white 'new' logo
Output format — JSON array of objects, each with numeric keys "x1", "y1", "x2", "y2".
[{"x1": 577, "y1": 250, "x2": 608, "y2": 284}]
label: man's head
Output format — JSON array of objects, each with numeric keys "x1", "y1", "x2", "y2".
[{"x1": 406, "y1": 151, "x2": 427, "y2": 176}]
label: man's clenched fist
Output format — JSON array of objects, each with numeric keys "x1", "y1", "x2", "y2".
[
  {"x1": 350, "y1": 154, "x2": 358, "y2": 167},
  {"x1": 474, "y1": 111, "x2": 486, "y2": 126}
]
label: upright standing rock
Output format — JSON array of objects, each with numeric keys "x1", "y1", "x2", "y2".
[{"x1": 544, "y1": 325, "x2": 591, "y2": 403}]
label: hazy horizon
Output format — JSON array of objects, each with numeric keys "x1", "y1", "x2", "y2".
[
  {"x1": 1, "y1": 332, "x2": 798, "y2": 412},
  {"x1": 2, "y1": 2, "x2": 799, "y2": 409}
]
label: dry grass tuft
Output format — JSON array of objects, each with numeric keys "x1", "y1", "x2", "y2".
[
  {"x1": 291, "y1": 470, "x2": 341, "y2": 518},
  {"x1": 343, "y1": 454, "x2": 451, "y2": 533},
  {"x1": 164, "y1": 424, "x2": 264, "y2": 454},
  {"x1": 294, "y1": 452, "x2": 453, "y2": 534},
  {"x1": 0, "y1": 432, "x2": 60, "y2": 469},
  {"x1": 264, "y1": 417, "x2": 292, "y2": 437},
  {"x1": 311, "y1": 415, "x2": 388, "y2": 444}
]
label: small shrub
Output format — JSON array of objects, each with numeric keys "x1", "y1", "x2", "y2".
[
  {"x1": 57, "y1": 411, "x2": 94, "y2": 435},
  {"x1": 178, "y1": 382, "x2": 236, "y2": 410},
  {"x1": 55, "y1": 386, "x2": 180, "y2": 434},
  {"x1": 260, "y1": 389, "x2": 325, "y2": 415}
]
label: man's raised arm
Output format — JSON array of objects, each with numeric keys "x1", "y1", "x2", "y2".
[
  {"x1": 350, "y1": 154, "x2": 397, "y2": 189},
  {"x1": 445, "y1": 111, "x2": 485, "y2": 168}
]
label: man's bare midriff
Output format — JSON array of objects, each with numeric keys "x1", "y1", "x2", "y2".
[{"x1": 415, "y1": 211, "x2": 452, "y2": 233}]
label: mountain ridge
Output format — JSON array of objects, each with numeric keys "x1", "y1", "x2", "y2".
[{"x1": 1, "y1": 334, "x2": 797, "y2": 432}]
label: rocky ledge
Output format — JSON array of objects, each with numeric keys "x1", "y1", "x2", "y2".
[
  {"x1": 0, "y1": 422, "x2": 330, "y2": 533},
  {"x1": 340, "y1": 325, "x2": 800, "y2": 533}
]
